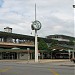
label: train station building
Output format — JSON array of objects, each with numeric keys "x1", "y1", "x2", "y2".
[{"x1": 0, "y1": 27, "x2": 75, "y2": 60}]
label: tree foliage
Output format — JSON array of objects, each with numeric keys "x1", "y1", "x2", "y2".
[
  {"x1": 50, "y1": 40, "x2": 58, "y2": 47},
  {"x1": 68, "y1": 40, "x2": 74, "y2": 45},
  {"x1": 48, "y1": 40, "x2": 59, "y2": 51},
  {"x1": 38, "y1": 39, "x2": 48, "y2": 50}
]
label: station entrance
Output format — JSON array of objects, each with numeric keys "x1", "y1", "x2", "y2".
[{"x1": 0, "y1": 52, "x2": 17, "y2": 59}]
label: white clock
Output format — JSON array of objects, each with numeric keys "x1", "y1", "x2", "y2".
[{"x1": 31, "y1": 20, "x2": 41, "y2": 30}]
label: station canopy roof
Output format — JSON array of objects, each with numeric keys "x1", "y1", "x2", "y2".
[
  {"x1": 0, "y1": 31, "x2": 34, "y2": 40},
  {"x1": 47, "y1": 34, "x2": 75, "y2": 40},
  {"x1": 0, "y1": 31, "x2": 53, "y2": 43},
  {"x1": 0, "y1": 31, "x2": 75, "y2": 50}
]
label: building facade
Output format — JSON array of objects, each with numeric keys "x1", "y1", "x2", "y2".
[
  {"x1": 0, "y1": 27, "x2": 75, "y2": 60},
  {"x1": 0, "y1": 27, "x2": 35, "y2": 60},
  {"x1": 46, "y1": 35, "x2": 75, "y2": 59}
]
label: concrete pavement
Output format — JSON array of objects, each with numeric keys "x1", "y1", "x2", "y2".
[
  {"x1": 0, "y1": 61, "x2": 74, "y2": 75},
  {"x1": 0, "y1": 59, "x2": 69, "y2": 63},
  {"x1": 0, "y1": 59, "x2": 74, "y2": 64}
]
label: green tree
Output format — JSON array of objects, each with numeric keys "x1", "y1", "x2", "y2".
[
  {"x1": 68, "y1": 40, "x2": 74, "y2": 45},
  {"x1": 50, "y1": 40, "x2": 58, "y2": 48},
  {"x1": 38, "y1": 39, "x2": 48, "y2": 50}
]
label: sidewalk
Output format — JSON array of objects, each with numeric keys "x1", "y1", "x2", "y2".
[
  {"x1": 0, "y1": 59, "x2": 75, "y2": 66},
  {"x1": 0, "y1": 59, "x2": 71, "y2": 63}
]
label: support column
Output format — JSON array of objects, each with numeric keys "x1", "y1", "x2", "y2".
[
  {"x1": 35, "y1": 30, "x2": 38, "y2": 62},
  {"x1": 31, "y1": 53, "x2": 32, "y2": 59},
  {"x1": 0, "y1": 52, "x2": 2, "y2": 59},
  {"x1": 15, "y1": 39, "x2": 16, "y2": 43},
  {"x1": 17, "y1": 52, "x2": 19, "y2": 59},
  {"x1": 51, "y1": 52, "x2": 52, "y2": 59},
  {"x1": 2, "y1": 38, "x2": 4, "y2": 42},
  {"x1": 0, "y1": 38, "x2": 2, "y2": 42},
  {"x1": 42, "y1": 52, "x2": 43, "y2": 59},
  {"x1": 72, "y1": 49, "x2": 75, "y2": 59},
  {"x1": 68, "y1": 50, "x2": 71, "y2": 59}
]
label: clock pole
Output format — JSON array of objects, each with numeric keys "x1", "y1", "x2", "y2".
[
  {"x1": 31, "y1": 4, "x2": 41, "y2": 62},
  {"x1": 35, "y1": 4, "x2": 38, "y2": 62},
  {"x1": 35, "y1": 29, "x2": 38, "y2": 62}
]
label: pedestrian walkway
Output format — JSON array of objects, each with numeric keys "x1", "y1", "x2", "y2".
[
  {"x1": 0, "y1": 59, "x2": 75, "y2": 66},
  {"x1": 0, "y1": 59, "x2": 70, "y2": 64}
]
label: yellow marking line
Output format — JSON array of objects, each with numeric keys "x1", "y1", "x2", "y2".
[
  {"x1": 0, "y1": 66, "x2": 12, "y2": 72},
  {"x1": 49, "y1": 68, "x2": 60, "y2": 75}
]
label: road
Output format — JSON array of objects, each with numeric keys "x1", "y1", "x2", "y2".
[{"x1": 0, "y1": 61, "x2": 74, "y2": 75}]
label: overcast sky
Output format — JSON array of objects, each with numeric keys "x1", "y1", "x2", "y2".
[{"x1": 0, "y1": 0, "x2": 74, "y2": 37}]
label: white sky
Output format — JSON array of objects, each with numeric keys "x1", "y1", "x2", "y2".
[{"x1": 0, "y1": 0, "x2": 74, "y2": 37}]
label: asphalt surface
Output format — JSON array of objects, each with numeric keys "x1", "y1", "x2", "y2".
[{"x1": 0, "y1": 60, "x2": 74, "y2": 75}]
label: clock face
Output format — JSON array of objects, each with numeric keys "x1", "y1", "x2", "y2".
[{"x1": 31, "y1": 20, "x2": 41, "y2": 30}]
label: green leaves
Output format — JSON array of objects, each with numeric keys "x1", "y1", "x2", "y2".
[{"x1": 38, "y1": 39, "x2": 48, "y2": 50}]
